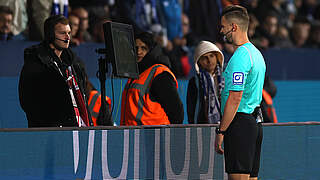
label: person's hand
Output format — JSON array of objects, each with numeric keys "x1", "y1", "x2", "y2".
[{"x1": 215, "y1": 134, "x2": 224, "y2": 154}]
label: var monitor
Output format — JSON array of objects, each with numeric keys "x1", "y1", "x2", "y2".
[{"x1": 103, "y1": 22, "x2": 139, "y2": 79}]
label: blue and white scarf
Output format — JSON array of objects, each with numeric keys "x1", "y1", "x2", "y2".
[{"x1": 196, "y1": 66, "x2": 223, "y2": 124}]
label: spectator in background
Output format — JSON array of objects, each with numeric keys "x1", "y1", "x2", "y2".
[
  {"x1": 294, "y1": 0, "x2": 303, "y2": 10},
  {"x1": 221, "y1": 0, "x2": 258, "y2": 10},
  {"x1": 173, "y1": 13, "x2": 187, "y2": 47},
  {"x1": 247, "y1": 13, "x2": 259, "y2": 40},
  {"x1": 27, "y1": 0, "x2": 68, "y2": 41},
  {"x1": 244, "y1": 0, "x2": 258, "y2": 13},
  {"x1": 247, "y1": 13, "x2": 260, "y2": 49},
  {"x1": 298, "y1": 0, "x2": 318, "y2": 22},
  {"x1": 306, "y1": 21, "x2": 320, "y2": 48},
  {"x1": 91, "y1": 17, "x2": 110, "y2": 43},
  {"x1": 175, "y1": 13, "x2": 199, "y2": 48},
  {"x1": 0, "y1": 1, "x2": 28, "y2": 38},
  {"x1": 290, "y1": 16, "x2": 311, "y2": 48},
  {"x1": 284, "y1": 0, "x2": 300, "y2": 28},
  {"x1": 69, "y1": 0, "x2": 113, "y2": 20},
  {"x1": 72, "y1": 7, "x2": 92, "y2": 43},
  {"x1": 274, "y1": 25, "x2": 294, "y2": 48},
  {"x1": 115, "y1": 0, "x2": 162, "y2": 37},
  {"x1": 187, "y1": 41, "x2": 224, "y2": 124},
  {"x1": 255, "y1": 0, "x2": 289, "y2": 27},
  {"x1": 68, "y1": 13, "x2": 80, "y2": 46},
  {"x1": 113, "y1": 0, "x2": 140, "y2": 33},
  {"x1": 186, "y1": 0, "x2": 221, "y2": 43},
  {"x1": 314, "y1": 3, "x2": 320, "y2": 21},
  {"x1": 167, "y1": 13, "x2": 194, "y2": 78},
  {"x1": 120, "y1": 32, "x2": 184, "y2": 125},
  {"x1": 0, "y1": 5, "x2": 13, "y2": 41},
  {"x1": 221, "y1": 0, "x2": 240, "y2": 8},
  {"x1": 254, "y1": 12, "x2": 279, "y2": 49},
  {"x1": 151, "y1": 23, "x2": 173, "y2": 52},
  {"x1": 157, "y1": 0, "x2": 182, "y2": 41}
]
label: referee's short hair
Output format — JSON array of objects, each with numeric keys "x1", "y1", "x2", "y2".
[{"x1": 221, "y1": 5, "x2": 249, "y2": 32}]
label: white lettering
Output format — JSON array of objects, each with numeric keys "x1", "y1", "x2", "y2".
[
  {"x1": 101, "y1": 130, "x2": 129, "y2": 179},
  {"x1": 134, "y1": 129, "x2": 140, "y2": 179},
  {"x1": 73, "y1": 130, "x2": 79, "y2": 174},
  {"x1": 165, "y1": 128, "x2": 190, "y2": 178},
  {"x1": 154, "y1": 129, "x2": 160, "y2": 179},
  {"x1": 198, "y1": 127, "x2": 214, "y2": 179},
  {"x1": 84, "y1": 130, "x2": 95, "y2": 179}
]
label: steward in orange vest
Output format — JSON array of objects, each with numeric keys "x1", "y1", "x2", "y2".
[
  {"x1": 120, "y1": 36, "x2": 184, "y2": 125},
  {"x1": 261, "y1": 75, "x2": 278, "y2": 123},
  {"x1": 83, "y1": 67, "x2": 113, "y2": 126},
  {"x1": 262, "y1": 89, "x2": 278, "y2": 123},
  {"x1": 76, "y1": 58, "x2": 113, "y2": 126},
  {"x1": 88, "y1": 90, "x2": 112, "y2": 126}
]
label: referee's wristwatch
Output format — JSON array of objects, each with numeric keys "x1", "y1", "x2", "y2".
[{"x1": 215, "y1": 127, "x2": 226, "y2": 135}]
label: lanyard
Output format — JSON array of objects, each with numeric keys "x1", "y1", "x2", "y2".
[{"x1": 53, "y1": 61, "x2": 86, "y2": 127}]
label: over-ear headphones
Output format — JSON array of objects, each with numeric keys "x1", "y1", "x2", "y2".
[{"x1": 44, "y1": 14, "x2": 67, "y2": 43}]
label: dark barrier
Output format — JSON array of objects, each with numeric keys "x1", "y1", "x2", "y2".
[
  {"x1": 0, "y1": 125, "x2": 226, "y2": 179},
  {"x1": 0, "y1": 123, "x2": 320, "y2": 179}
]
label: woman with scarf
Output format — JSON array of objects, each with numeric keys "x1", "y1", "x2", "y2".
[{"x1": 187, "y1": 41, "x2": 224, "y2": 124}]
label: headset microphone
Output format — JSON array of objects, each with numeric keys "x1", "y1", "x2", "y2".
[
  {"x1": 56, "y1": 38, "x2": 69, "y2": 43},
  {"x1": 222, "y1": 28, "x2": 233, "y2": 43}
]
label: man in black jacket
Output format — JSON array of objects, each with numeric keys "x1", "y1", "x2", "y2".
[{"x1": 19, "y1": 15, "x2": 91, "y2": 127}]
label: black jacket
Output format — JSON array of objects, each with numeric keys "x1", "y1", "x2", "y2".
[
  {"x1": 19, "y1": 42, "x2": 87, "y2": 127},
  {"x1": 261, "y1": 74, "x2": 277, "y2": 123},
  {"x1": 138, "y1": 45, "x2": 184, "y2": 124},
  {"x1": 187, "y1": 76, "x2": 207, "y2": 124}
]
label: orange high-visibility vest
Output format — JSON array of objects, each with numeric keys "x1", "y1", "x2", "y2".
[
  {"x1": 88, "y1": 90, "x2": 111, "y2": 126},
  {"x1": 120, "y1": 64, "x2": 178, "y2": 126},
  {"x1": 262, "y1": 89, "x2": 278, "y2": 123}
]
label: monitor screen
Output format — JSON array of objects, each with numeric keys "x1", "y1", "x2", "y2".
[{"x1": 103, "y1": 22, "x2": 139, "y2": 79}]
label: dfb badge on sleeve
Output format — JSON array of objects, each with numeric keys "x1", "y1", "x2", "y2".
[{"x1": 233, "y1": 72, "x2": 244, "y2": 85}]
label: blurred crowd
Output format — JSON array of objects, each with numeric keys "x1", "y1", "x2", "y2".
[{"x1": 1, "y1": 0, "x2": 320, "y2": 78}]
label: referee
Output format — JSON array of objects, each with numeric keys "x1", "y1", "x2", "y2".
[{"x1": 215, "y1": 5, "x2": 266, "y2": 180}]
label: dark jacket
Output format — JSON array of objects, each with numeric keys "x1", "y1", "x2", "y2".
[
  {"x1": 261, "y1": 74, "x2": 277, "y2": 123},
  {"x1": 187, "y1": 76, "x2": 206, "y2": 124},
  {"x1": 138, "y1": 45, "x2": 184, "y2": 124},
  {"x1": 19, "y1": 42, "x2": 87, "y2": 127}
]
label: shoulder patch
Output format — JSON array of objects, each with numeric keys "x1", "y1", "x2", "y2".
[{"x1": 233, "y1": 72, "x2": 244, "y2": 85}]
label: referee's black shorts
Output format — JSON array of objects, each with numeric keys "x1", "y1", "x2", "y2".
[{"x1": 224, "y1": 112, "x2": 263, "y2": 177}]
